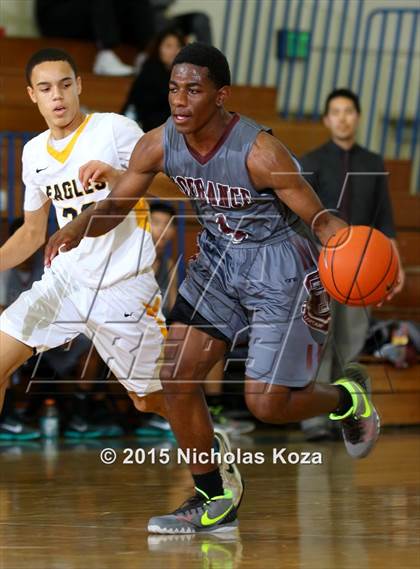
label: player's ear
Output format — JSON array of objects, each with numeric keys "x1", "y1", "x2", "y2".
[
  {"x1": 76, "y1": 75, "x2": 82, "y2": 95},
  {"x1": 27, "y1": 85, "x2": 37, "y2": 104},
  {"x1": 322, "y1": 114, "x2": 330, "y2": 129},
  {"x1": 216, "y1": 85, "x2": 230, "y2": 108}
]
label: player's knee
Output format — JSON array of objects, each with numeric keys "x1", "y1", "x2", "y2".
[
  {"x1": 128, "y1": 391, "x2": 146, "y2": 413},
  {"x1": 0, "y1": 335, "x2": 33, "y2": 378},
  {"x1": 128, "y1": 390, "x2": 166, "y2": 417},
  {"x1": 245, "y1": 395, "x2": 272, "y2": 423},
  {"x1": 0, "y1": 361, "x2": 18, "y2": 381},
  {"x1": 246, "y1": 392, "x2": 290, "y2": 424}
]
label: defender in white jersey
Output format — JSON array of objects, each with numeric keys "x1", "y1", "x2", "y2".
[
  {"x1": 0, "y1": 48, "x2": 165, "y2": 412},
  {"x1": 22, "y1": 112, "x2": 156, "y2": 289}
]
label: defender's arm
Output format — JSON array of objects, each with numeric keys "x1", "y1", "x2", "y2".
[
  {"x1": 1, "y1": 201, "x2": 51, "y2": 271},
  {"x1": 44, "y1": 126, "x2": 165, "y2": 265}
]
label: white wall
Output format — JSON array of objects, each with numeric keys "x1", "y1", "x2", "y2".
[
  {"x1": 0, "y1": 0, "x2": 38, "y2": 37},
  {"x1": 174, "y1": 0, "x2": 419, "y2": 174}
]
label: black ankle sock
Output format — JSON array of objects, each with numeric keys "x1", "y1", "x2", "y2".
[
  {"x1": 206, "y1": 395, "x2": 224, "y2": 407},
  {"x1": 193, "y1": 468, "x2": 224, "y2": 499},
  {"x1": 334, "y1": 385, "x2": 354, "y2": 416}
]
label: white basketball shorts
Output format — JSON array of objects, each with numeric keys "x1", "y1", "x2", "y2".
[{"x1": 0, "y1": 266, "x2": 165, "y2": 396}]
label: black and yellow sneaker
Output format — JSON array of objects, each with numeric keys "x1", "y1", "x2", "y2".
[
  {"x1": 148, "y1": 487, "x2": 238, "y2": 534},
  {"x1": 330, "y1": 363, "x2": 380, "y2": 459}
]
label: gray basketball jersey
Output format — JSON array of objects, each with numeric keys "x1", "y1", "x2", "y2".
[{"x1": 163, "y1": 114, "x2": 303, "y2": 246}]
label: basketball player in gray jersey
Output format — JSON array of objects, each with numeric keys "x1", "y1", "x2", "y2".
[{"x1": 46, "y1": 43, "x2": 380, "y2": 534}]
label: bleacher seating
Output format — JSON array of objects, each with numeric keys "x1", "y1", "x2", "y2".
[{"x1": 1, "y1": 37, "x2": 330, "y2": 152}]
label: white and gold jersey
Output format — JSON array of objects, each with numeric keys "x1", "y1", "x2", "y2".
[{"x1": 23, "y1": 112, "x2": 154, "y2": 288}]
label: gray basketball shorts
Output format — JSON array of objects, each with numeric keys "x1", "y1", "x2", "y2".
[{"x1": 177, "y1": 232, "x2": 330, "y2": 388}]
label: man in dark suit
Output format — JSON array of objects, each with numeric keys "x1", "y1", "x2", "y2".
[{"x1": 299, "y1": 88, "x2": 405, "y2": 440}]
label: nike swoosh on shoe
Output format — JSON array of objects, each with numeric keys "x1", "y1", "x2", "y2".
[{"x1": 201, "y1": 505, "x2": 233, "y2": 526}]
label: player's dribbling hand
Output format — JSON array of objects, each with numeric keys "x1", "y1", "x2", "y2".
[
  {"x1": 44, "y1": 224, "x2": 83, "y2": 267},
  {"x1": 79, "y1": 160, "x2": 119, "y2": 189},
  {"x1": 377, "y1": 265, "x2": 405, "y2": 306},
  {"x1": 392, "y1": 266, "x2": 405, "y2": 296}
]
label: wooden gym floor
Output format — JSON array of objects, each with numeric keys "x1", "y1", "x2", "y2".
[{"x1": 0, "y1": 428, "x2": 419, "y2": 569}]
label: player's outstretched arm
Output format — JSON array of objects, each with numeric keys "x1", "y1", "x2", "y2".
[
  {"x1": 0, "y1": 201, "x2": 51, "y2": 272},
  {"x1": 44, "y1": 126, "x2": 164, "y2": 266},
  {"x1": 247, "y1": 132, "x2": 347, "y2": 244}
]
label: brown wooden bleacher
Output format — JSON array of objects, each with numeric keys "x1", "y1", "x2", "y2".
[
  {"x1": 1, "y1": 36, "x2": 330, "y2": 153},
  {"x1": 359, "y1": 356, "x2": 420, "y2": 425},
  {"x1": 0, "y1": 36, "x2": 136, "y2": 72},
  {"x1": 1, "y1": 37, "x2": 419, "y2": 425},
  {"x1": 1, "y1": 78, "x2": 330, "y2": 155}
]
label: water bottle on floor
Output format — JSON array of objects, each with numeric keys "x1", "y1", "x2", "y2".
[{"x1": 40, "y1": 399, "x2": 60, "y2": 438}]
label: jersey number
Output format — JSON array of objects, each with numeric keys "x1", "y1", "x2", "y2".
[{"x1": 62, "y1": 202, "x2": 95, "y2": 221}]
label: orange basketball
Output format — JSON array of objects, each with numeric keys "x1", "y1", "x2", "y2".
[{"x1": 318, "y1": 226, "x2": 399, "y2": 306}]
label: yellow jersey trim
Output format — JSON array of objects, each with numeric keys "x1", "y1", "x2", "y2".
[
  {"x1": 143, "y1": 297, "x2": 167, "y2": 338},
  {"x1": 134, "y1": 198, "x2": 151, "y2": 233},
  {"x1": 47, "y1": 114, "x2": 92, "y2": 163}
]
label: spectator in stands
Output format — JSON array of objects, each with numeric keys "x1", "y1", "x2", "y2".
[
  {"x1": 122, "y1": 29, "x2": 185, "y2": 131},
  {"x1": 299, "y1": 88, "x2": 405, "y2": 440},
  {"x1": 35, "y1": 0, "x2": 155, "y2": 76},
  {"x1": 152, "y1": 1, "x2": 213, "y2": 45}
]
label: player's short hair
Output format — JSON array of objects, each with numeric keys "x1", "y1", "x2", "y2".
[
  {"x1": 172, "y1": 43, "x2": 231, "y2": 88},
  {"x1": 324, "y1": 88, "x2": 361, "y2": 115},
  {"x1": 150, "y1": 201, "x2": 177, "y2": 223},
  {"x1": 25, "y1": 48, "x2": 79, "y2": 86}
]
